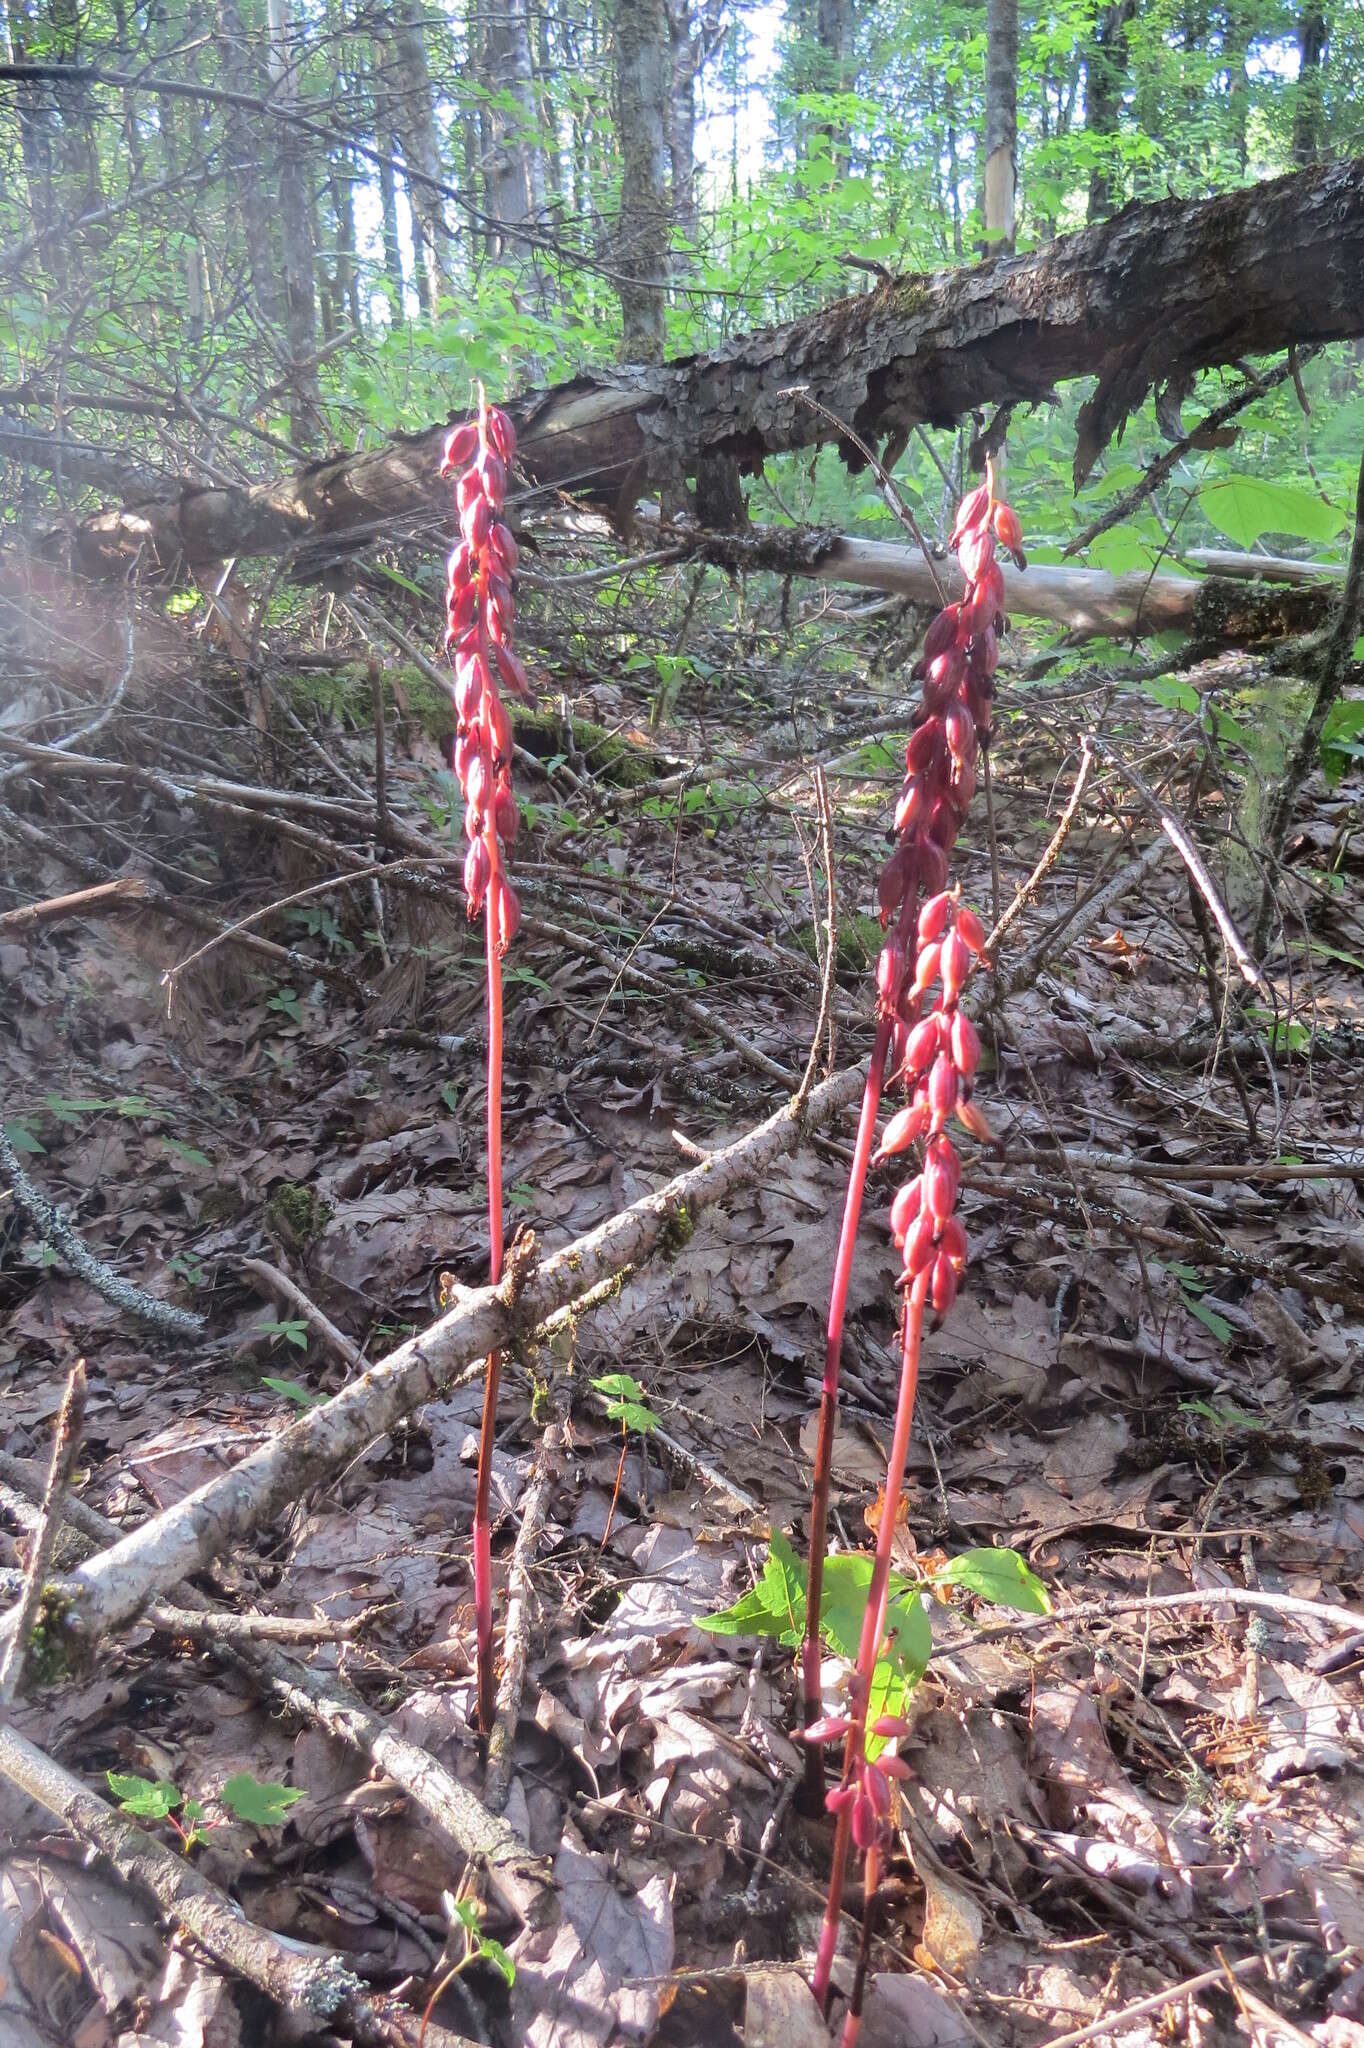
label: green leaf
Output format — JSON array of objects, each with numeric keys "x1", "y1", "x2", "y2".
[
  {"x1": 107, "y1": 1771, "x2": 181, "y2": 1819},
  {"x1": 933, "y1": 1547, "x2": 1052, "y2": 1615},
  {"x1": 605, "y1": 1400, "x2": 660, "y2": 1435},
  {"x1": 1185, "y1": 1295, "x2": 1233, "y2": 1345},
  {"x1": 439, "y1": 1079, "x2": 461, "y2": 1114},
  {"x1": 1201, "y1": 474, "x2": 1347, "y2": 548},
  {"x1": 816, "y1": 1553, "x2": 877, "y2": 1663},
  {"x1": 697, "y1": 1528, "x2": 807, "y2": 1646},
  {"x1": 1142, "y1": 677, "x2": 1201, "y2": 715},
  {"x1": 161, "y1": 1138, "x2": 212, "y2": 1168},
  {"x1": 219, "y1": 1774, "x2": 306, "y2": 1826},
  {"x1": 3, "y1": 1119, "x2": 44, "y2": 1155},
  {"x1": 591, "y1": 1372, "x2": 645, "y2": 1403},
  {"x1": 257, "y1": 1318, "x2": 309, "y2": 1351},
  {"x1": 1321, "y1": 701, "x2": 1364, "y2": 787},
  {"x1": 261, "y1": 1375, "x2": 324, "y2": 1409},
  {"x1": 479, "y1": 1934, "x2": 516, "y2": 1986}
]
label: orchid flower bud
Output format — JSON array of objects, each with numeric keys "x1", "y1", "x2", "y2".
[
  {"x1": 949, "y1": 481, "x2": 990, "y2": 545},
  {"x1": 496, "y1": 879, "x2": 521, "y2": 953},
  {"x1": 939, "y1": 1213, "x2": 968, "y2": 1268},
  {"x1": 889, "y1": 1177, "x2": 922, "y2": 1246},
  {"x1": 949, "y1": 1009, "x2": 981, "y2": 1077},
  {"x1": 916, "y1": 837, "x2": 949, "y2": 897},
  {"x1": 955, "y1": 906, "x2": 987, "y2": 955},
  {"x1": 441, "y1": 421, "x2": 478, "y2": 474},
  {"x1": 875, "y1": 1098, "x2": 930, "y2": 1163},
  {"x1": 895, "y1": 777, "x2": 928, "y2": 837},
  {"x1": 803, "y1": 1714, "x2": 851, "y2": 1745},
  {"x1": 917, "y1": 890, "x2": 952, "y2": 946},
  {"x1": 463, "y1": 838, "x2": 489, "y2": 916},
  {"x1": 928, "y1": 1051, "x2": 959, "y2": 1123},
  {"x1": 825, "y1": 1781, "x2": 857, "y2": 1816},
  {"x1": 930, "y1": 1249, "x2": 959, "y2": 1314},
  {"x1": 494, "y1": 786, "x2": 519, "y2": 844},
  {"x1": 940, "y1": 927, "x2": 970, "y2": 1003},
  {"x1": 904, "y1": 1013, "x2": 942, "y2": 1074},
  {"x1": 851, "y1": 1790, "x2": 881, "y2": 1850},
  {"x1": 484, "y1": 405, "x2": 516, "y2": 462},
  {"x1": 903, "y1": 1209, "x2": 938, "y2": 1278},
  {"x1": 957, "y1": 525, "x2": 996, "y2": 585},
  {"x1": 944, "y1": 704, "x2": 975, "y2": 766},
  {"x1": 906, "y1": 718, "x2": 944, "y2": 777},
  {"x1": 955, "y1": 1095, "x2": 1000, "y2": 1147},
  {"x1": 920, "y1": 605, "x2": 961, "y2": 665},
  {"x1": 877, "y1": 938, "x2": 906, "y2": 1010},
  {"x1": 923, "y1": 1137, "x2": 960, "y2": 1221}
]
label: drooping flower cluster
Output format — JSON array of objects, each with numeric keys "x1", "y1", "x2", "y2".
[
  {"x1": 441, "y1": 396, "x2": 529, "y2": 949},
  {"x1": 806, "y1": 1708, "x2": 914, "y2": 1853},
  {"x1": 866, "y1": 475, "x2": 1021, "y2": 1313},
  {"x1": 808, "y1": 470, "x2": 1024, "y2": 2025}
]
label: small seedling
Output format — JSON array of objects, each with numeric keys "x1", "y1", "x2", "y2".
[
  {"x1": 107, "y1": 1769, "x2": 304, "y2": 1852},
  {"x1": 591, "y1": 1372, "x2": 661, "y2": 1547},
  {"x1": 419, "y1": 1884, "x2": 515, "y2": 2038}
]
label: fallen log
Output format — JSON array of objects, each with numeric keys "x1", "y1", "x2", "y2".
[
  {"x1": 642, "y1": 515, "x2": 1340, "y2": 641},
  {"x1": 56, "y1": 158, "x2": 1364, "y2": 584}
]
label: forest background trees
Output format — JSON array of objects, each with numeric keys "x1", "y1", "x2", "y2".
[{"x1": 1, "y1": 0, "x2": 1361, "y2": 579}]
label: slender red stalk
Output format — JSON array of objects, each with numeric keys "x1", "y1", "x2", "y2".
[
  {"x1": 811, "y1": 1276, "x2": 927, "y2": 2013},
  {"x1": 805, "y1": 465, "x2": 1022, "y2": 2009},
  {"x1": 801, "y1": 1013, "x2": 891, "y2": 1803},
  {"x1": 440, "y1": 392, "x2": 527, "y2": 1735},
  {"x1": 472, "y1": 832, "x2": 506, "y2": 1733}
]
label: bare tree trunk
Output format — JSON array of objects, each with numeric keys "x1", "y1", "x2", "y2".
[
  {"x1": 1292, "y1": 6, "x2": 1328, "y2": 164},
  {"x1": 387, "y1": 0, "x2": 449, "y2": 315},
  {"x1": 266, "y1": 0, "x2": 320, "y2": 446},
  {"x1": 330, "y1": 149, "x2": 362, "y2": 330},
  {"x1": 1086, "y1": 0, "x2": 1135, "y2": 222},
  {"x1": 481, "y1": 0, "x2": 543, "y2": 255},
  {"x1": 983, "y1": 0, "x2": 1017, "y2": 252},
  {"x1": 215, "y1": 0, "x2": 280, "y2": 325},
  {"x1": 614, "y1": 0, "x2": 670, "y2": 362},
  {"x1": 373, "y1": 71, "x2": 408, "y2": 315}
]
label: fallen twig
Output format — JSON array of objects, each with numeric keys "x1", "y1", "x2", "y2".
[
  {"x1": 0, "y1": 1724, "x2": 476, "y2": 2048},
  {"x1": 0, "y1": 1115, "x2": 204, "y2": 1336},
  {"x1": 0, "y1": 1451, "x2": 555, "y2": 1930},
  {"x1": 0, "y1": 1060, "x2": 864, "y2": 1654},
  {"x1": 0, "y1": 876, "x2": 153, "y2": 935},
  {"x1": 938, "y1": 1583, "x2": 1364, "y2": 1658},
  {"x1": 0, "y1": 1361, "x2": 85, "y2": 1703},
  {"x1": 485, "y1": 1421, "x2": 563, "y2": 1817},
  {"x1": 241, "y1": 1256, "x2": 366, "y2": 1372}
]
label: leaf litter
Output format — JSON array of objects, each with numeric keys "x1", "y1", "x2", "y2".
[{"x1": 0, "y1": 571, "x2": 1362, "y2": 2048}]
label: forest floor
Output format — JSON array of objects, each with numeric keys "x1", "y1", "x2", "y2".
[{"x1": 1, "y1": 543, "x2": 1363, "y2": 2048}]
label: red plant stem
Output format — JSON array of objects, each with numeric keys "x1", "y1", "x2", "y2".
[
  {"x1": 842, "y1": 1841, "x2": 882, "y2": 2048},
  {"x1": 801, "y1": 1013, "x2": 892, "y2": 1804},
  {"x1": 472, "y1": 823, "x2": 506, "y2": 1736},
  {"x1": 811, "y1": 1271, "x2": 928, "y2": 2013}
]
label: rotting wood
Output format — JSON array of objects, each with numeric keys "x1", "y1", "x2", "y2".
[{"x1": 51, "y1": 158, "x2": 1364, "y2": 583}]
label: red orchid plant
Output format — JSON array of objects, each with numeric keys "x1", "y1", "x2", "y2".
[
  {"x1": 804, "y1": 464, "x2": 1024, "y2": 2036},
  {"x1": 441, "y1": 390, "x2": 530, "y2": 1734}
]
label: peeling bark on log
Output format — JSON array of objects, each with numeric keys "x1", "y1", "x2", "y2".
[{"x1": 59, "y1": 157, "x2": 1364, "y2": 584}]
